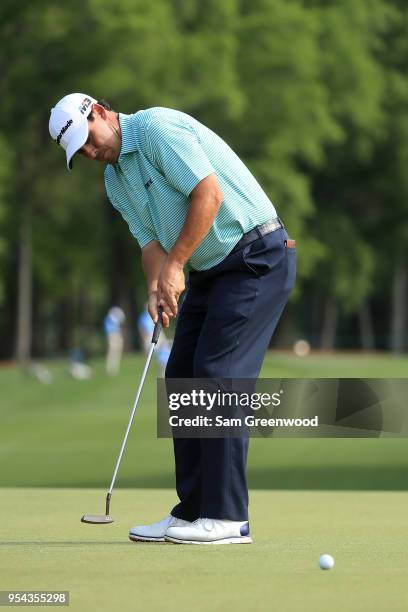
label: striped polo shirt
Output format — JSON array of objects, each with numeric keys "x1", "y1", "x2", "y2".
[{"x1": 104, "y1": 107, "x2": 277, "y2": 271}]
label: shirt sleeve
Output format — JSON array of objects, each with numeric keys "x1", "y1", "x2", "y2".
[{"x1": 144, "y1": 116, "x2": 215, "y2": 196}]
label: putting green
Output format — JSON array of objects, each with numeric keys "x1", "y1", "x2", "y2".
[{"x1": 1, "y1": 488, "x2": 407, "y2": 611}]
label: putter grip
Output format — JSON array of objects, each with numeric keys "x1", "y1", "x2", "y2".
[{"x1": 152, "y1": 306, "x2": 163, "y2": 344}]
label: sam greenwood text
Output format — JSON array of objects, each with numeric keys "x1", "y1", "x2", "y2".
[{"x1": 169, "y1": 415, "x2": 319, "y2": 427}]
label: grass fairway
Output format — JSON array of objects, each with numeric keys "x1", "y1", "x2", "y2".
[
  {"x1": 1, "y1": 352, "x2": 408, "y2": 490},
  {"x1": 1, "y1": 488, "x2": 408, "y2": 612}
]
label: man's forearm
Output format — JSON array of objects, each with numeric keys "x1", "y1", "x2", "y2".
[
  {"x1": 167, "y1": 174, "x2": 223, "y2": 267},
  {"x1": 142, "y1": 240, "x2": 168, "y2": 292}
]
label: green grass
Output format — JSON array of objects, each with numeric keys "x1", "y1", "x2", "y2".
[
  {"x1": 0, "y1": 352, "x2": 408, "y2": 490},
  {"x1": 1, "y1": 354, "x2": 407, "y2": 611},
  {"x1": 1, "y1": 488, "x2": 408, "y2": 612}
]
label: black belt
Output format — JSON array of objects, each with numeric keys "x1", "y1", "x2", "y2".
[{"x1": 230, "y1": 218, "x2": 283, "y2": 255}]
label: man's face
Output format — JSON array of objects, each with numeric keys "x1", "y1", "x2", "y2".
[{"x1": 77, "y1": 104, "x2": 121, "y2": 165}]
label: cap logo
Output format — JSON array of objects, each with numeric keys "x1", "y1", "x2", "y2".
[
  {"x1": 79, "y1": 97, "x2": 92, "y2": 115},
  {"x1": 56, "y1": 119, "x2": 73, "y2": 145}
]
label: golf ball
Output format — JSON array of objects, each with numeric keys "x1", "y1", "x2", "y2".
[{"x1": 319, "y1": 554, "x2": 335, "y2": 570}]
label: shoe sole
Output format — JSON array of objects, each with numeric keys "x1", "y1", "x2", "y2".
[
  {"x1": 128, "y1": 535, "x2": 166, "y2": 543},
  {"x1": 164, "y1": 536, "x2": 253, "y2": 545}
]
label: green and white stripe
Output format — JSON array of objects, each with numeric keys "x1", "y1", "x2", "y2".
[{"x1": 104, "y1": 107, "x2": 277, "y2": 271}]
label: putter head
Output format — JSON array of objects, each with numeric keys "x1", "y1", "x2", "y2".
[{"x1": 81, "y1": 514, "x2": 114, "y2": 524}]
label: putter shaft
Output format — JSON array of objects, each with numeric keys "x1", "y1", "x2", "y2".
[{"x1": 108, "y1": 342, "x2": 156, "y2": 497}]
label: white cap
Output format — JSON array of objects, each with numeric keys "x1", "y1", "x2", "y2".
[{"x1": 49, "y1": 93, "x2": 97, "y2": 170}]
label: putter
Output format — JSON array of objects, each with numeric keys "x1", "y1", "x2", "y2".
[{"x1": 81, "y1": 307, "x2": 164, "y2": 524}]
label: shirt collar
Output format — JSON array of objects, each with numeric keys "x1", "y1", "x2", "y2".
[{"x1": 118, "y1": 113, "x2": 138, "y2": 161}]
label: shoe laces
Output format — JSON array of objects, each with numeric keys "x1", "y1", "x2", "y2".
[
  {"x1": 193, "y1": 517, "x2": 214, "y2": 531},
  {"x1": 170, "y1": 517, "x2": 187, "y2": 527}
]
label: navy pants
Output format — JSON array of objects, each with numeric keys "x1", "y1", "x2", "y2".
[{"x1": 165, "y1": 227, "x2": 296, "y2": 521}]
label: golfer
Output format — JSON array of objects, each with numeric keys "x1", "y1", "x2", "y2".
[{"x1": 49, "y1": 94, "x2": 296, "y2": 544}]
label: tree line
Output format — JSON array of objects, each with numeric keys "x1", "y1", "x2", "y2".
[{"x1": 0, "y1": 0, "x2": 407, "y2": 360}]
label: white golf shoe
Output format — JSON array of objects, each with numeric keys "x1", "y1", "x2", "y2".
[
  {"x1": 165, "y1": 518, "x2": 252, "y2": 545},
  {"x1": 129, "y1": 514, "x2": 191, "y2": 542}
]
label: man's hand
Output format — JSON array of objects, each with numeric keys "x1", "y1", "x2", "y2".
[
  {"x1": 157, "y1": 258, "x2": 185, "y2": 319},
  {"x1": 147, "y1": 290, "x2": 171, "y2": 328}
]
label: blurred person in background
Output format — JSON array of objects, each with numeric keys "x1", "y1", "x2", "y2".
[
  {"x1": 104, "y1": 306, "x2": 126, "y2": 376},
  {"x1": 68, "y1": 347, "x2": 92, "y2": 380}
]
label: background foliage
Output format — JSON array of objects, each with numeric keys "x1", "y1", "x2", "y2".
[{"x1": 0, "y1": 0, "x2": 407, "y2": 359}]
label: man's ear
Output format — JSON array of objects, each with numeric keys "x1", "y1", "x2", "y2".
[{"x1": 92, "y1": 103, "x2": 108, "y2": 119}]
